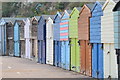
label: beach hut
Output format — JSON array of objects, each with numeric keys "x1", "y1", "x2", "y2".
[
  {"x1": 78, "y1": 4, "x2": 93, "y2": 76},
  {"x1": 0, "y1": 19, "x2": 7, "y2": 56},
  {"x1": 38, "y1": 15, "x2": 52, "y2": 64},
  {"x1": 14, "y1": 19, "x2": 25, "y2": 57},
  {"x1": 90, "y1": 1, "x2": 104, "y2": 78},
  {"x1": 113, "y1": 0, "x2": 120, "y2": 78},
  {"x1": 31, "y1": 16, "x2": 39, "y2": 61},
  {"x1": 101, "y1": 0, "x2": 118, "y2": 78},
  {"x1": 4, "y1": 18, "x2": 15, "y2": 56},
  {"x1": 53, "y1": 12, "x2": 62, "y2": 67},
  {"x1": 60, "y1": 10, "x2": 71, "y2": 70},
  {"x1": 46, "y1": 15, "x2": 54, "y2": 65},
  {"x1": 69, "y1": 7, "x2": 81, "y2": 72},
  {"x1": 24, "y1": 18, "x2": 31, "y2": 59}
]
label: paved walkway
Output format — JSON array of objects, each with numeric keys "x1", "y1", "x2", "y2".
[{"x1": 1, "y1": 56, "x2": 90, "y2": 78}]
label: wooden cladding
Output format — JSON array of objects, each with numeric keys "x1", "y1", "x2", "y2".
[{"x1": 78, "y1": 5, "x2": 91, "y2": 40}]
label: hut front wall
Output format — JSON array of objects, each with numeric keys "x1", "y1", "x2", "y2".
[{"x1": 101, "y1": 2, "x2": 115, "y2": 43}]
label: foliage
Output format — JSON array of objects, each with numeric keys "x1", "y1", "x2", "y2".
[{"x1": 2, "y1": 2, "x2": 85, "y2": 17}]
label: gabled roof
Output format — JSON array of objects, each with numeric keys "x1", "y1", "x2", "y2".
[
  {"x1": 38, "y1": 15, "x2": 55, "y2": 22},
  {"x1": 0, "y1": 19, "x2": 6, "y2": 25},
  {"x1": 59, "y1": 12, "x2": 63, "y2": 15},
  {"x1": 25, "y1": 18, "x2": 31, "y2": 25},
  {"x1": 48, "y1": 15, "x2": 55, "y2": 20},
  {"x1": 113, "y1": 1, "x2": 120, "y2": 11},
  {"x1": 61, "y1": 10, "x2": 72, "y2": 19},
  {"x1": 91, "y1": 1, "x2": 105, "y2": 12},
  {"x1": 33, "y1": 16, "x2": 40, "y2": 21},
  {"x1": 54, "y1": 11, "x2": 63, "y2": 21},
  {"x1": 0, "y1": 17, "x2": 27, "y2": 26},
  {"x1": 14, "y1": 19, "x2": 26, "y2": 26},
  {"x1": 70, "y1": 7, "x2": 81, "y2": 17},
  {"x1": 79, "y1": 4, "x2": 94, "y2": 15},
  {"x1": 42, "y1": 15, "x2": 54, "y2": 20},
  {"x1": 2, "y1": 17, "x2": 15, "y2": 24},
  {"x1": 42, "y1": 15, "x2": 50, "y2": 20},
  {"x1": 102, "y1": 0, "x2": 116, "y2": 11}
]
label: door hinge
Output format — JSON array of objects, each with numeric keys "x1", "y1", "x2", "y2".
[
  {"x1": 83, "y1": 71, "x2": 85, "y2": 74},
  {"x1": 96, "y1": 71, "x2": 99, "y2": 75},
  {"x1": 78, "y1": 40, "x2": 80, "y2": 46},
  {"x1": 107, "y1": 51, "x2": 110, "y2": 54},
  {"x1": 101, "y1": 44, "x2": 104, "y2": 49},
  {"x1": 91, "y1": 43, "x2": 93, "y2": 48},
  {"x1": 68, "y1": 40, "x2": 71, "y2": 45},
  {"x1": 116, "y1": 49, "x2": 120, "y2": 55},
  {"x1": 108, "y1": 75, "x2": 111, "y2": 79},
  {"x1": 88, "y1": 43, "x2": 91, "y2": 46},
  {"x1": 72, "y1": 66, "x2": 76, "y2": 68}
]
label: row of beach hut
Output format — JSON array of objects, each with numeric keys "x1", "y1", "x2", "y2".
[{"x1": 0, "y1": 0, "x2": 120, "y2": 78}]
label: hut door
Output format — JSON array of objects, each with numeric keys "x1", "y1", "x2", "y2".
[
  {"x1": 80, "y1": 40, "x2": 86, "y2": 74},
  {"x1": 38, "y1": 40, "x2": 42, "y2": 63},
  {"x1": 0, "y1": 27, "x2": 2, "y2": 55},
  {"x1": 54, "y1": 41, "x2": 58, "y2": 66},
  {"x1": 46, "y1": 38, "x2": 53, "y2": 65},
  {"x1": 20, "y1": 40, "x2": 25, "y2": 58},
  {"x1": 61, "y1": 41, "x2": 66, "y2": 68},
  {"x1": 41, "y1": 40, "x2": 46, "y2": 64},
  {"x1": 8, "y1": 40, "x2": 14, "y2": 56},
  {"x1": 110, "y1": 44, "x2": 118, "y2": 78},
  {"x1": 80, "y1": 40, "x2": 91, "y2": 76},
  {"x1": 58, "y1": 41, "x2": 61, "y2": 67},
  {"x1": 14, "y1": 25, "x2": 20, "y2": 57},
  {"x1": 92, "y1": 43, "x2": 103, "y2": 78},
  {"x1": 38, "y1": 40, "x2": 46, "y2": 64},
  {"x1": 32, "y1": 39, "x2": 35, "y2": 58},
  {"x1": 65, "y1": 41, "x2": 70, "y2": 70},
  {"x1": 25, "y1": 39, "x2": 31, "y2": 59},
  {"x1": 104, "y1": 44, "x2": 118, "y2": 78},
  {"x1": 71, "y1": 38, "x2": 80, "y2": 72},
  {"x1": 85, "y1": 40, "x2": 92, "y2": 76},
  {"x1": 98, "y1": 43, "x2": 104, "y2": 78},
  {"x1": 70, "y1": 38, "x2": 76, "y2": 71}
]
